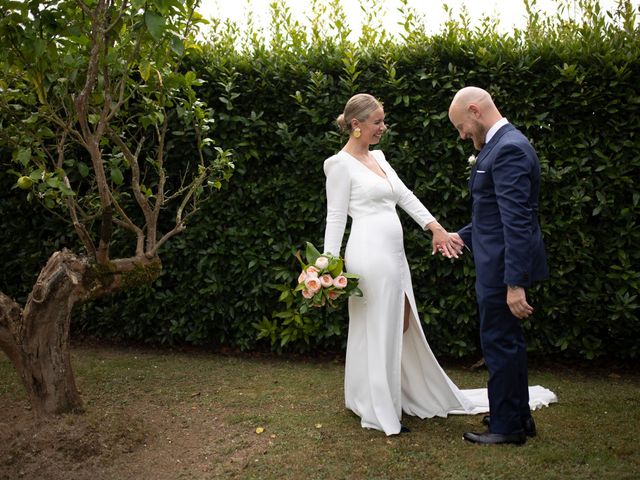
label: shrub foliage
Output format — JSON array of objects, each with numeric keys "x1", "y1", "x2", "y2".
[{"x1": 1, "y1": 0, "x2": 638, "y2": 359}]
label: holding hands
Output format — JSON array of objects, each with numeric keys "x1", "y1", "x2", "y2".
[{"x1": 426, "y1": 222, "x2": 465, "y2": 259}]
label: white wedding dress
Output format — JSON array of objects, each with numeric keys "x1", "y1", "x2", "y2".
[{"x1": 323, "y1": 149, "x2": 557, "y2": 436}]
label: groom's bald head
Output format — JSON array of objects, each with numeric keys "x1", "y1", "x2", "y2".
[
  {"x1": 452, "y1": 86, "x2": 492, "y2": 106},
  {"x1": 449, "y1": 87, "x2": 500, "y2": 123},
  {"x1": 448, "y1": 87, "x2": 503, "y2": 150}
]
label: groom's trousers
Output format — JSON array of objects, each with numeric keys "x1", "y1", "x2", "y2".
[{"x1": 477, "y1": 284, "x2": 530, "y2": 435}]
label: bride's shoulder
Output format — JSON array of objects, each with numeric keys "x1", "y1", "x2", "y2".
[
  {"x1": 324, "y1": 152, "x2": 342, "y2": 163},
  {"x1": 323, "y1": 152, "x2": 349, "y2": 173}
]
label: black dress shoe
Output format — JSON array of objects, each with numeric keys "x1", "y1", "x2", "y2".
[
  {"x1": 400, "y1": 424, "x2": 411, "y2": 433},
  {"x1": 482, "y1": 415, "x2": 537, "y2": 437},
  {"x1": 463, "y1": 430, "x2": 526, "y2": 445}
]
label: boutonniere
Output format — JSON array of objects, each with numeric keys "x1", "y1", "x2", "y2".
[{"x1": 468, "y1": 155, "x2": 477, "y2": 167}]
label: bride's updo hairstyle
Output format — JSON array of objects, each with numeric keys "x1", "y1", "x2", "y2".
[{"x1": 336, "y1": 93, "x2": 382, "y2": 134}]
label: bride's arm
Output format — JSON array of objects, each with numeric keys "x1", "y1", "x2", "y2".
[{"x1": 323, "y1": 156, "x2": 350, "y2": 256}]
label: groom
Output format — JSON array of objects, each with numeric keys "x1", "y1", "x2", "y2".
[{"x1": 448, "y1": 87, "x2": 549, "y2": 445}]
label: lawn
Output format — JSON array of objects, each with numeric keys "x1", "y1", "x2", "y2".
[{"x1": 1, "y1": 342, "x2": 638, "y2": 479}]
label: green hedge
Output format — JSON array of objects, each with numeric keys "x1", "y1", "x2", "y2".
[{"x1": 1, "y1": 2, "x2": 638, "y2": 359}]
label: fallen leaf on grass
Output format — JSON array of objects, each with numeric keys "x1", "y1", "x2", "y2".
[{"x1": 255, "y1": 427, "x2": 265, "y2": 434}]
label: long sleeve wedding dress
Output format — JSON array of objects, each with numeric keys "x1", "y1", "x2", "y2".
[{"x1": 323, "y1": 149, "x2": 556, "y2": 436}]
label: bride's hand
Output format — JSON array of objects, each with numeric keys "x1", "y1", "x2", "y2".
[{"x1": 427, "y1": 222, "x2": 461, "y2": 259}]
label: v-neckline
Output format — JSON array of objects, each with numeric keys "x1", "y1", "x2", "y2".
[{"x1": 342, "y1": 150, "x2": 389, "y2": 181}]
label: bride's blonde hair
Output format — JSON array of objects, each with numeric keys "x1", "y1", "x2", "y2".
[{"x1": 336, "y1": 93, "x2": 382, "y2": 134}]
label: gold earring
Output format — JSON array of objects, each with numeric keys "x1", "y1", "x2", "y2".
[{"x1": 353, "y1": 127, "x2": 361, "y2": 138}]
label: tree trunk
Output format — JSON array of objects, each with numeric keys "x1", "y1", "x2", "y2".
[{"x1": 0, "y1": 249, "x2": 161, "y2": 416}]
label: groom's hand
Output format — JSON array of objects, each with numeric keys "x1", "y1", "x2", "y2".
[
  {"x1": 507, "y1": 286, "x2": 534, "y2": 319},
  {"x1": 449, "y1": 233, "x2": 465, "y2": 253},
  {"x1": 427, "y1": 222, "x2": 464, "y2": 259},
  {"x1": 432, "y1": 232, "x2": 457, "y2": 259},
  {"x1": 434, "y1": 233, "x2": 464, "y2": 259}
]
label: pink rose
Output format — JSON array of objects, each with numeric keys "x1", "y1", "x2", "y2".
[
  {"x1": 298, "y1": 270, "x2": 307, "y2": 284},
  {"x1": 304, "y1": 276, "x2": 321, "y2": 293},
  {"x1": 328, "y1": 290, "x2": 340, "y2": 300},
  {"x1": 314, "y1": 256, "x2": 329, "y2": 270},
  {"x1": 333, "y1": 275, "x2": 348, "y2": 289},
  {"x1": 306, "y1": 266, "x2": 319, "y2": 277},
  {"x1": 320, "y1": 274, "x2": 333, "y2": 288},
  {"x1": 302, "y1": 289, "x2": 314, "y2": 299}
]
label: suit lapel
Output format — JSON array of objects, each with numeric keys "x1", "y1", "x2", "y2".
[
  {"x1": 475, "y1": 123, "x2": 515, "y2": 169},
  {"x1": 468, "y1": 123, "x2": 515, "y2": 193}
]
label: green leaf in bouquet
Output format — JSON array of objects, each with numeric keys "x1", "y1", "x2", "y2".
[
  {"x1": 305, "y1": 242, "x2": 322, "y2": 265},
  {"x1": 328, "y1": 257, "x2": 343, "y2": 277},
  {"x1": 294, "y1": 250, "x2": 307, "y2": 269},
  {"x1": 312, "y1": 289, "x2": 323, "y2": 304},
  {"x1": 350, "y1": 286, "x2": 363, "y2": 297}
]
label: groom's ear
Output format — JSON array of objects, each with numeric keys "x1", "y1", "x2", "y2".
[{"x1": 468, "y1": 104, "x2": 481, "y2": 118}]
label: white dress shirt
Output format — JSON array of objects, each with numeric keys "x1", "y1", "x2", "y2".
[{"x1": 485, "y1": 117, "x2": 509, "y2": 144}]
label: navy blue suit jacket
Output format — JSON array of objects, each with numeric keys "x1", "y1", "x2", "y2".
[{"x1": 459, "y1": 124, "x2": 548, "y2": 289}]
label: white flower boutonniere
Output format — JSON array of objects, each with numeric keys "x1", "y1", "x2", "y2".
[{"x1": 468, "y1": 155, "x2": 477, "y2": 167}]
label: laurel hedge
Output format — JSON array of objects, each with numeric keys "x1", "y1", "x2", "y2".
[{"x1": 1, "y1": 1, "x2": 638, "y2": 359}]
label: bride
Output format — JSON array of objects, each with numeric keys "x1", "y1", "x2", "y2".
[{"x1": 322, "y1": 93, "x2": 555, "y2": 436}]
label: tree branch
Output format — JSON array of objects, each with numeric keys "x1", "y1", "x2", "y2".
[
  {"x1": 76, "y1": 0, "x2": 92, "y2": 16},
  {"x1": 108, "y1": 190, "x2": 145, "y2": 256},
  {"x1": 56, "y1": 130, "x2": 97, "y2": 258},
  {"x1": 107, "y1": 129, "x2": 154, "y2": 226},
  {"x1": 149, "y1": 169, "x2": 207, "y2": 256},
  {"x1": 147, "y1": 114, "x2": 169, "y2": 251},
  {"x1": 73, "y1": 0, "x2": 114, "y2": 264}
]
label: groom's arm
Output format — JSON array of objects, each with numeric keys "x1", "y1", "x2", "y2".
[
  {"x1": 493, "y1": 142, "x2": 534, "y2": 287},
  {"x1": 457, "y1": 223, "x2": 472, "y2": 252}
]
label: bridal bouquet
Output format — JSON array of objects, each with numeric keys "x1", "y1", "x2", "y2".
[{"x1": 292, "y1": 242, "x2": 361, "y2": 310}]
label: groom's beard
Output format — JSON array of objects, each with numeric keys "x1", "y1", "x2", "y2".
[{"x1": 471, "y1": 120, "x2": 487, "y2": 151}]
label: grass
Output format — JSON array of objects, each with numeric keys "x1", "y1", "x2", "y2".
[{"x1": 1, "y1": 342, "x2": 639, "y2": 479}]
